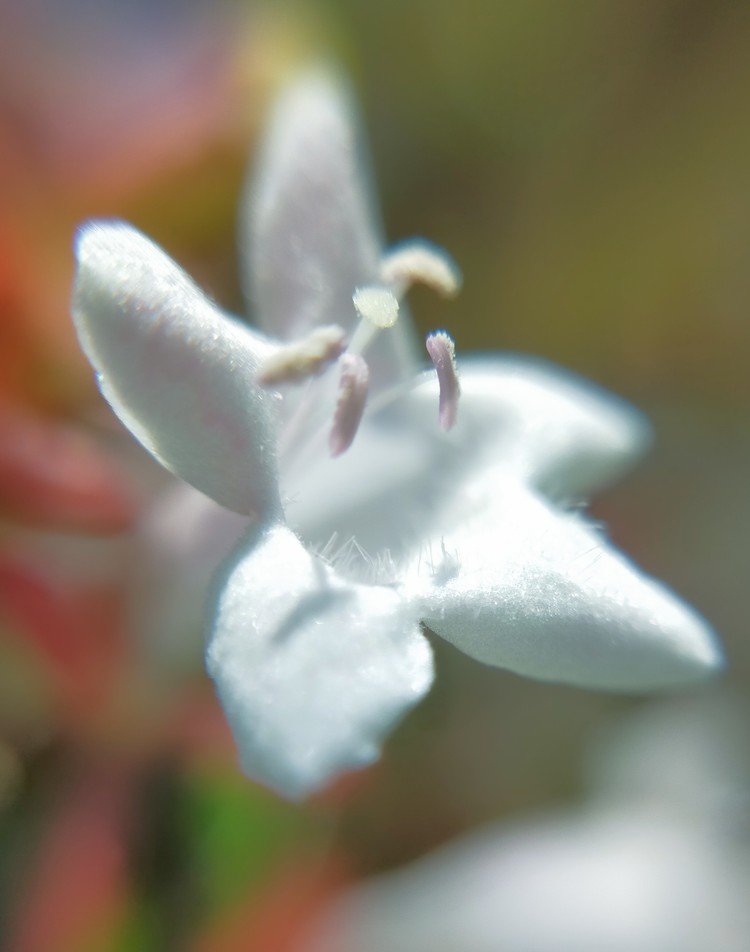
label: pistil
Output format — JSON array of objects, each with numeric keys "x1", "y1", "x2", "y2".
[
  {"x1": 329, "y1": 354, "x2": 370, "y2": 457},
  {"x1": 348, "y1": 286, "x2": 400, "y2": 356}
]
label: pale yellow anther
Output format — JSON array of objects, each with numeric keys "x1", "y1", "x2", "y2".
[
  {"x1": 257, "y1": 325, "x2": 346, "y2": 387},
  {"x1": 380, "y1": 241, "x2": 462, "y2": 298},
  {"x1": 352, "y1": 286, "x2": 399, "y2": 329}
]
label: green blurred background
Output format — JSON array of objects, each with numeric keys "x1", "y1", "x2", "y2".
[{"x1": 1, "y1": 1, "x2": 748, "y2": 949}]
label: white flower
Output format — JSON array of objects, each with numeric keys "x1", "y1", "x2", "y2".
[
  {"x1": 299, "y1": 699, "x2": 750, "y2": 952},
  {"x1": 71, "y1": 68, "x2": 723, "y2": 799}
]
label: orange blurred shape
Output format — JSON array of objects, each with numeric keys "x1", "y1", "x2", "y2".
[
  {"x1": 0, "y1": 403, "x2": 137, "y2": 532},
  {"x1": 8, "y1": 763, "x2": 132, "y2": 952},
  {"x1": 310, "y1": 764, "x2": 377, "y2": 808},
  {"x1": 168, "y1": 688, "x2": 237, "y2": 764},
  {"x1": 0, "y1": 228, "x2": 42, "y2": 404}
]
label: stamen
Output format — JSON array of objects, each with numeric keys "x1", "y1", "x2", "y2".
[
  {"x1": 426, "y1": 331, "x2": 459, "y2": 430},
  {"x1": 257, "y1": 325, "x2": 346, "y2": 387},
  {"x1": 352, "y1": 286, "x2": 399, "y2": 328},
  {"x1": 381, "y1": 240, "x2": 462, "y2": 298},
  {"x1": 329, "y1": 353, "x2": 370, "y2": 457}
]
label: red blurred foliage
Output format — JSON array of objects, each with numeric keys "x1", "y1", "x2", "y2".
[
  {"x1": 8, "y1": 761, "x2": 133, "y2": 952},
  {"x1": 0, "y1": 228, "x2": 42, "y2": 404},
  {"x1": 0, "y1": 557, "x2": 126, "y2": 731},
  {"x1": 166, "y1": 687, "x2": 238, "y2": 766},
  {"x1": 0, "y1": 13, "x2": 348, "y2": 947},
  {"x1": 0, "y1": 403, "x2": 137, "y2": 533}
]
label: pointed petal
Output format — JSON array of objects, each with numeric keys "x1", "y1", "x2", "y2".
[
  {"x1": 242, "y1": 68, "x2": 417, "y2": 385},
  {"x1": 393, "y1": 361, "x2": 721, "y2": 689},
  {"x1": 206, "y1": 523, "x2": 433, "y2": 799},
  {"x1": 410, "y1": 484, "x2": 722, "y2": 691},
  {"x1": 72, "y1": 221, "x2": 281, "y2": 517},
  {"x1": 243, "y1": 68, "x2": 381, "y2": 339}
]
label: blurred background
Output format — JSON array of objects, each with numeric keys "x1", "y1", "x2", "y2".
[{"x1": 1, "y1": 0, "x2": 748, "y2": 949}]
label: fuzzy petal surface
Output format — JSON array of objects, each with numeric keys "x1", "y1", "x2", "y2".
[
  {"x1": 287, "y1": 357, "x2": 650, "y2": 576},
  {"x1": 390, "y1": 359, "x2": 722, "y2": 689},
  {"x1": 411, "y1": 482, "x2": 722, "y2": 690},
  {"x1": 72, "y1": 221, "x2": 280, "y2": 517},
  {"x1": 206, "y1": 523, "x2": 433, "y2": 799},
  {"x1": 242, "y1": 69, "x2": 417, "y2": 388},
  {"x1": 399, "y1": 356, "x2": 653, "y2": 502}
]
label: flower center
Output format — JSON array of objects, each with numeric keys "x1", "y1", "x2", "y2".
[{"x1": 257, "y1": 239, "x2": 462, "y2": 470}]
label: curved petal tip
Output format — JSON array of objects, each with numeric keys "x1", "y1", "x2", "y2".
[{"x1": 207, "y1": 524, "x2": 433, "y2": 799}]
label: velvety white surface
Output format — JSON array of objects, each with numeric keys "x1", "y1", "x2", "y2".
[
  {"x1": 286, "y1": 356, "x2": 650, "y2": 562},
  {"x1": 413, "y1": 482, "x2": 720, "y2": 689},
  {"x1": 401, "y1": 364, "x2": 719, "y2": 688},
  {"x1": 241, "y1": 68, "x2": 418, "y2": 389},
  {"x1": 72, "y1": 221, "x2": 280, "y2": 518},
  {"x1": 287, "y1": 358, "x2": 721, "y2": 690},
  {"x1": 206, "y1": 523, "x2": 434, "y2": 799}
]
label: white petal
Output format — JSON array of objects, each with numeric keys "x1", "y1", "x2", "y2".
[
  {"x1": 393, "y1": 361, "x2": 721, "y2": 689},
  {"x1": 285, "y1": 357, "x2": 648, "y2": 574},
  {"x1": 206, "y1": 523, "x2": 433, "y2": 799},
  {"x1": 242, "y1": 68, "x2": 417, "y2": 386},
  {"x1": 284, "y1": 413, "x2": 442, "y2": 573},
  {"x1": 72, "y1": 221, "x2": 281, "y2": 517},
  {"x1": 402, "y1": 356, "x2": 652, "y2": 501},
  {"x1": 409, "y1": 483, "x2": 723, "y2": 691}
]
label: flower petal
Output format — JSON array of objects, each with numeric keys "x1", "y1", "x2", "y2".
[
  {"x1": 206, "y1": 523, "x2": 433, "y2": 799},
  {"x1": 409, "y1": 483, "x2": 722, "y2": 690},
  {"x1": 285, "y1": 357, "x2": 649, "y2": 574},
  {"x1": 242, "y1": 68, "x2": 417, "y2": 386},
  {"x1": 402, "y1": 357, "x2": 652, "y2": 501},
  {"x1": 72, "y1": 221, "x2": 281, "y2": 517}
]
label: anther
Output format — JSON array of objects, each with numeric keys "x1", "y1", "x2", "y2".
[
  {"x1": 426, "y1": 331, "x2": 459, "y2": 430},
  {"x1": 381, "y1": 241, "x2": 462, "y2": 298},
  {"x1": 352, "y1": 286, "x2": 399, "y2": 328},
  {"x1": 257, "y1": 325, "x2": 346, "y2": 387},
  {"x1": 329, "y1": 353, "x2": 370, "y2": 457}
]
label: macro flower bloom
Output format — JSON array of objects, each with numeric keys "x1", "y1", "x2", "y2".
[{"x1": 71, "y1": 69, "x2": 722, "y2": 799}]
